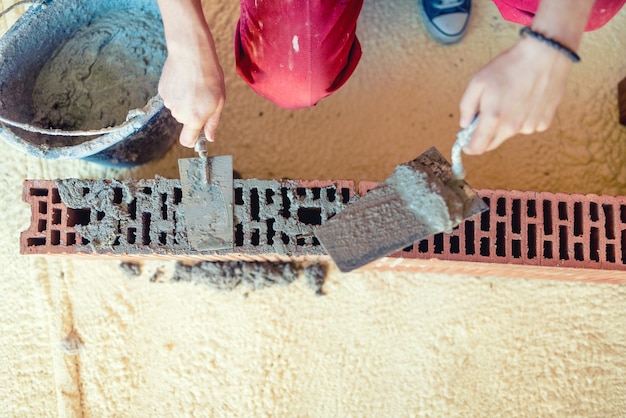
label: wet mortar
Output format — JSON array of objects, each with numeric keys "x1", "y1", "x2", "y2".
[
  {"x1": 172, "y1": 261, "x2": 329, "y2": 294},
  {"x1": 30, "y1": 8, "x2": 166, "y2": 145}
]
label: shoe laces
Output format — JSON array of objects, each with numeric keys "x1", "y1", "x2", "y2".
[{"x1": 432, "y1": 0, "x2": 465, "y2": 9}]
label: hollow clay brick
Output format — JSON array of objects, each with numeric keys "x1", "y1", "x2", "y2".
[
  {"x1": 617, "y1": 78, "x2": 626, "y2": 126},
  {"x1": 20, "y1": 179, "x2": 626, "y2": 281}
]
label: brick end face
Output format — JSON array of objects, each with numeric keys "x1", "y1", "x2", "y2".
[
  {"x1": 617, "y1": 78, "x2": 626, "y2": 126},
  {"x1": 21, "y1": 180, "x2": 626, "y2": 273}
]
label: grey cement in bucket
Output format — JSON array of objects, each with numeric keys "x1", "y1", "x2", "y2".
[{"x1": 0, "y1": 0, "x2": 181, "y2": 166}]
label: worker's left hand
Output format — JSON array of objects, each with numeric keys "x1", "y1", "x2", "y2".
[{"x1": 459, "y1": 36, "x2": 573, "y2": 155}]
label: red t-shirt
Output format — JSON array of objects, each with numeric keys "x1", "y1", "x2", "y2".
[{"x1": 493, "y1": 0, "x2": 625, "y2": 31}]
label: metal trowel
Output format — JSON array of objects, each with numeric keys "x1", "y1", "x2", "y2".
[
  {"x1": 178, "y1": 135, "x2": 233, "y2": 251},
  {"x1": 315, "y1": 119, "x2": 488, "y2": 272}
]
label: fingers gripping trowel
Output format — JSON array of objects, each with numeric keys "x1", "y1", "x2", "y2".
[
  {"x1": 178, "y1": 135, "x2": 233, "y2": 251},
  {"x1": 315, "y1": 118, "x2": 488, "y2": 272}
]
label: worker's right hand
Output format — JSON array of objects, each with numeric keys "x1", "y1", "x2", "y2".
[{"x1": 158, "y1": 38, "x2": 225, "y2": 148}]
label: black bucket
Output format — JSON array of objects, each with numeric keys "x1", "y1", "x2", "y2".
[{"x1": 0, "y1": 0, "x2": 181, "y2": 167}]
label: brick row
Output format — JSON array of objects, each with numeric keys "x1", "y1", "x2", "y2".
[{"x1": 21, "y1": 179, "x2": 626, "y2": 272}]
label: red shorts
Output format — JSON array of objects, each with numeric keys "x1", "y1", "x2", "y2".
[
  {"x1": 235, "y1": 0, "x2": 363, "y2": 109},
  {"x1": 493, "y1": 0, "x2": 625, "y2": 31}
]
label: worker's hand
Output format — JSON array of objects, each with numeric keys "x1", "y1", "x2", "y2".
[
  {"x1": 158, "y1": 36, "x2": 225, "y2": 148},
  {"x1": 459, "y1": 36, "x2": 573, "y2": 155}
]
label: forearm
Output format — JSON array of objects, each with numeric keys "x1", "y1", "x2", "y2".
[
  {"x1": 531, "y1": 0, "x2": 596, "y2": 52},
  {"x1": 157, "y1": 0, "x2": 216, "y2": 56}
]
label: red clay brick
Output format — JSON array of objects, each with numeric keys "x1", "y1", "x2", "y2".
[
  {"x1": 617, "y1": 78, "x2": 626, "y2": 126},
  {"x1": 20, "y1": 179, "x2": 626, "y2": 277}
]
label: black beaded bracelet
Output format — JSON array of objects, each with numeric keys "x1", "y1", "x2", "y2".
[{"x1": 519, "y1": 26, "x2": 581, "y2": 63}]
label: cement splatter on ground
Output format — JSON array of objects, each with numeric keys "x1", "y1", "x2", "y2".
[
  {"x1": 31, "y1": 8, "x2": 166, "y2": 140},
  {"x1": 119, "y1": 261, "x2": 142, "y2": 277},
  {"x1": 172, "y1": 261, "x2": 329, "y2": 294}
]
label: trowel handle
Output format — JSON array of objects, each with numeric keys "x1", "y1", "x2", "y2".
[
  {"x1": 194, "y1": 134, "x2": 208, "y2": 159},
  {"x1": 451, "y1": 115, "x2": 479, "y2": 179}
]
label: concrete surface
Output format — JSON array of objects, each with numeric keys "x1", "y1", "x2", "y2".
[{"x1": 2, "y1": 0, "x2": 626, "y2": 416}]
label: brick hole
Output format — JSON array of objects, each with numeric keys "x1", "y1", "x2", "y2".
[
  {"x1": 113, "y1": 187, "x2": 123, "y2": 204},
  {"x1": 434, "y1": 233, "x2": 444, "y2": 254},
  {"x1": 418, "y1": 239, "x2": 428, "y2": 253},
  {"x1": 496, "y1": 197, "x2": 506, "y2": 217},
  {"x1": 82, "y1": 187, "x2": 90, "y2": 196},
  {"x1": 543, "y1": 241, "x2": 553, "y2": 259},
  {"x1": 296, "y1": 187, "x2": 307, "y2": 198},
  {"x1": 496, "y1": 222, "x2": 506, "y2": 257},
  {"x1": 574, "y1": 242, "x2": 584, "y2": 261},
  {"x1": 51, "y1": 188, "x2": 61, "y2": 204},
  {"x1": 512, "y1": 239, "x2": 521, "y2": 258},
  {"x1": 527, "y1": 200, "x2": 536, "y2": 218},
  {"x1": 602, "y1": 204, "x2": 615, "y2": 239},
  {"x1": 50, "y1": 229, "x2": 61, "y2": 245},
  {"x1": 280, "y1": 188, "x2": 291, "y2": 219},
  {"x1": 298, "y1": 207, "x2": 322, "y2": 225},
  {"x1": 341, "y1": 188, "x2": 350, "y2": 204},
  {"x1": 403, "y1": 244, "x2": 414, "y2": 252},
  {"x1": 29, "y1": 188, "x2": 48, "y2": 197},
  {"x1": 173, "y1": 187, "x2": 183, "y2": 205},
  {"x1": 234, "y1": 187, "x2": 244, "y2": 205},
  {"x1": 266, "y1": 219, "x2": 275, "y2": 245},
  {"x1": 27, "y1": 237, "x2": 46, "y2": 246},
  {"x1": 296, "y1": 237, "x2": 306, "y2": 246},
  {"x1": 464, "y1": 220, "x2": 475, "y2": 255},
  {"x1": 590, "y1": 227, "x2": 600, "y2": 262},
  {"x1": 479, "y1": 237, "x2": 490, "y2": 257},
  {"x1": 573, "y1": 202, "x2": 583, "y2": 236},
  {"x1": 265, "y1": 189, "x2": 274, "y2": 205},
  {"x1": 312, "y1": 187, "x2": 321, "y2": 200},
  {"x1": 621, "y1": 205, "x2": 626, "y2": 224},
  {"x1": 97, "y1": 211, "x2": 105, "y2": 221},
  {"x1": 81, "y1": 237, "x2": 90, "y2": 245},
  {"x1": 52, "y1": 209, "x2": 62, "y2": 225},
  {"x1": 235, "y1": 224, "x2": 244, "y2": 246},
  {"x1": 449, "y1": 236, "x2": 460, "y2": 254},
  {"x1": 250, "y1": 188, "x2": 260, "y2": 221},
  {"x1": 67, "y1": 208, "x2": 90, "y2": 226},
  {"x1": 129, "y1": 199, "x2": 137, "y2": 220},
  {"x1": 527, "y1": 224, "x2": 537, "y2": 259},
  {"x1": 38, "y1": 201, "x2": 47, "y2": 215},
  {"x1": 161, "y1": 194, "x2": 168, "y2": 220},
  {"x1": 480, "y1": 209, "x2": 489, "y2": 232},
  {"x1": 159, "y1": 232, "x2": 167, "y2": 245},
  {"x1": 66, "y1": 233, "x2": 76, "y2": 246},
  {"x1": 511, "y1": 199, "x2": 521, "y2": 234},
  {"x1": 326, "y1": 188, "x2": 336, "y2": 202},
  {"x1": 142, "y1": 213, "x2": 151, "y2": 245},
  {"x1": 543, "y1": 200, "x2": 553, "y2": 235},
  {"x1": 251, "y1": 229, "x2": 260, "y2": 246},
  {"x1": 622, "y1": 230, "x2": 626, "y2": 263},
  {"x1": 606, "y1": 243, "x2": 616, "y2": 263},
  {"x1": 37, "y1": 219, "x2": 47, "y2": 233},
  {"x1": 589, "y1": 202, "x2": 599, "y2": 222},
  {"x1": 559, "y1": 225, "x2": 568, "y2": 260},
  {"x1": 142, "y1": 187, "x2": 152, "y2": 195},
  {"x1": 558, "y1": 201, "x2": 568, "y2": 220},
  {"x1": 113, "y1": 236, "x2": 120, "y2": 246},
  {"x1": 312, "y1": 237, "x2": 320, "y2": 246},
  {"x1": 281, "y1": 232, "x2": 289, "y2": 245},
  {"x1": 127, "y1": 228, "x2": 136, "y2": 244}
]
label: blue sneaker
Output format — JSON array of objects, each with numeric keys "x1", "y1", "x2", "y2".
[{"x1": 418, "y1": 0, "x2": 471, "y2": 45}]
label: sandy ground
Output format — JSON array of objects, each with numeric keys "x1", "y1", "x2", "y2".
[{"x1": 1, "y1": 0, "x2": 626, "y2": 416}]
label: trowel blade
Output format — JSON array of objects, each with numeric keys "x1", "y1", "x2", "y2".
[
  {"x1": 178, "y1": 155, "x2": 233, "y2": 251},
  {"x1": 314, "y1": 147, "x2": 488, "y2": 272}
]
